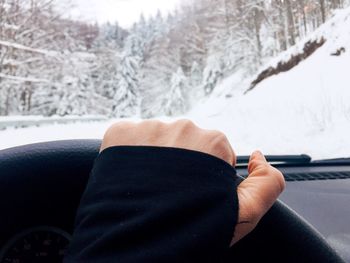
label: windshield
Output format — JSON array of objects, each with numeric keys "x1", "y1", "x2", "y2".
[{"x1": 0, "y1": 0, "x2": 349, "y2": 160}]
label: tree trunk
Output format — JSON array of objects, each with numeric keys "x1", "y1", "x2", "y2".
[
  {"x1": 319, "y1": 0, "x2": 326, "y2": 23},
  {"x1": 253, "y1": 7, "x2": 262, "y2": 64},
  {"x1": 299, "y1": 0, "x2": 308, "y2": 36},
  {"x1": 285, "y1": 0, "x2": 296, "y2": 46}
]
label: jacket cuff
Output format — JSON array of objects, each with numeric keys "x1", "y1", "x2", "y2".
[{"x1": 68, "y1": 146, "x2": 239, "y2": 262}]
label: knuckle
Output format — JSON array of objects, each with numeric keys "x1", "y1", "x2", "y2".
[
  {"x1": 221, "y1": 148, "x2": 234, "y2": 164},
  {"x1": 250, "y1": 159, "x2": 268, "y2": 170},
  {"x1": 249, "y1": 159, "x2": 259, "y2": 167},
  {"x1": 174, "y1": 119, "x2": 196, "y2": 128},
  {"x1": 257, "y1": 165, "x2": 286, "y2": 192},
  {"x1": 253, "y1": 166, "x2": 273, "y2": 176},
  {"x1": 258, "y1": 165, "x2": 271, "y2": 175},
  {"x1": 207, "y1": 131, "x2": 233, "y2": 163},
  {"x1": 173, "y1": 120, "x2": 198, "y2": 135},
  {"x1": 217, "y1": 133, "x2": 229, "y2": 144},
  {"x1": 207, "y1": 130, "x2": 227, "y2": 143}
]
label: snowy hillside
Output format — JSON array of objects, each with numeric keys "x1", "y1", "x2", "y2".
[{"x1": 187, "y1": 7, "x2": 350, "y2": 159}]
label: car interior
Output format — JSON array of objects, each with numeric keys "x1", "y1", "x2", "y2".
[{"x1": 0, "y1": 140, "x2": 348, "y2": 262}]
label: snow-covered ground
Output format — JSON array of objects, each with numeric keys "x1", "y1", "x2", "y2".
[
  {"x1": 0, "y1": 115, "x2": 107, "y2": 130},
  {"x1": 1, "y1": 8, "x2": 350, "y2": 160},
  {"x1": 0, "y1": 121, "x2": 112, "y2": 149}
]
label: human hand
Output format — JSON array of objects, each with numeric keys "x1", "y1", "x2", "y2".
[
  {"x1": 101, "y1": 120, "x2": 236, "y2": 165},
  {"x1": 101, "y1": 120, "x2": 285, "y2": 245}
]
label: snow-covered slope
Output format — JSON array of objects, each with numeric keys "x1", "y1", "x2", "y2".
[{"x1": 188, "y1": 7, "x2": 350, "y2": 160}]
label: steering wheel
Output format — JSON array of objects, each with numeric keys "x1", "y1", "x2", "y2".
[{"x1": 0, "y1": 140, "x2": 344, "y2": 262}]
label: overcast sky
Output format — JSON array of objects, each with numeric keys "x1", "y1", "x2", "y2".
[{"x1": 69, "y1": 0, "x2": 181, "y2": 28}]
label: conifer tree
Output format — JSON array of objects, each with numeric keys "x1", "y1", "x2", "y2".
[{"x1": 164, "y1": 67, "x2": 189, "y2": 116}]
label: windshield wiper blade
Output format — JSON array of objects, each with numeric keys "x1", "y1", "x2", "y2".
[
  {"x1": 312, "y1": 157, "x2": 350, "y2": 165},
  {"x1": 237, "y1": 154, "x2": 312, "y2": 166}
]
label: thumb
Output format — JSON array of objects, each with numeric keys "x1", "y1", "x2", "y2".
[
  {"x1": 231, "y1": 151, "x2": 285, "y2": 245},
  {"x1": 244, "y1": 151, "x2": 285, "y2": 208}
]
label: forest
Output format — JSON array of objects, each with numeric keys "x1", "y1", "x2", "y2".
[{"x1": 0, "y1": 0, "x2": 348, "y2": 118}]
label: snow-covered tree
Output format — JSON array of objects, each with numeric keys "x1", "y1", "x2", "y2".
[
  {"x1": 111, "y1": 54, "x2": 139, "y2": 117},
  {"x1": 140, "y1": 26, "x2": 178, "y2": 117},
  {"x1": 178, "y1": 11, "x2": 207, "y2": 74},
  {"x1": 190, "y1": 61, "x2": 203, "y2": 88},
  {"x1": 163, "y1": 67, "x2": 189, "y2": 116},
  {"x1": 202, "y1": 55, "x2": 223, "y2": 95},
  {"x1": 96, "y1": 22, "x2": 127, "y2": 49},
  {"x1": 55, "y1": 52, "x2": 99, "y2": 116}
]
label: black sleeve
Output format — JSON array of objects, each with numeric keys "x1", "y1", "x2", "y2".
[{"x1": 64, "y1": 146, "x2": 239, "y2": 263}]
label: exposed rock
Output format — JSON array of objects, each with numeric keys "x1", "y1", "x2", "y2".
[
  {"x1": 246, "y1": 38, "x2": 326, "y2": 94},
  {"x1": 331, "y1": 47, "x2": 346, "y2": 56}
]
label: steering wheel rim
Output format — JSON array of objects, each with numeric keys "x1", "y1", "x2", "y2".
[
  {"x1": 0, "y1": 140, "x2": 345, "y2": 262},
  {"x1": 229, "y1": 199, "x2": 344, "y2": 262}
]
